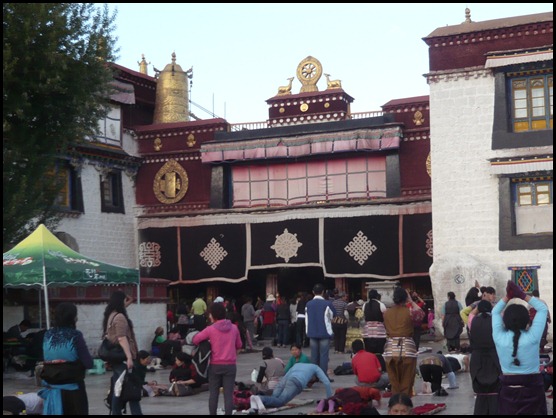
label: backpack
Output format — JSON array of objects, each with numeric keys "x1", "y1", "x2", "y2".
[
  {"x1": 191, "y1": 339, "x2": 211, "y2": 381},
  {"x1": 333, "y1": 362, "x2": 354, "y2": 376}
]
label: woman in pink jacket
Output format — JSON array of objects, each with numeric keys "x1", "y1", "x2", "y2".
[{"x1": 193, "y1": 301, "x2": 242, "y2": 415}]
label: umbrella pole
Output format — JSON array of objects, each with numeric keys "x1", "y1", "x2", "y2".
[
  {"x1": 43, "y1": 265, "x2": 51, "y2": 329},
  {"x1": 38, "y1": 290, "x2": 42, "y2": 329}
]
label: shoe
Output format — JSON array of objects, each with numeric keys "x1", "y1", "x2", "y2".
[{"x1": 447, "y1": 386, "x2": 459, "y2": 389}]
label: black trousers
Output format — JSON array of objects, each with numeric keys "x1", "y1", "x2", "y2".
[{"x1": 419, "y1": 364, "x2": 443, "y2": 393}]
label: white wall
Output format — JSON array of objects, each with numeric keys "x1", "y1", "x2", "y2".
[
  {"x1": 428, "y1": 68, "x2": 553, "y2": 341},
  {"x1": 3, "y1": 302, "x2": 167, "y2": 358}
]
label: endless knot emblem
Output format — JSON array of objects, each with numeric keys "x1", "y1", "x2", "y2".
[
  {"x1": 139, "y1": 242, "x2": 161, "y2": 268},
  {"x1": 426, "y1": 230, "x2": 433, "y2": 258},
  {"x1": 271, "y1": 228, "x2": 302, "y2": 263},
  {"x1": 200, "y1": 238, "x2": 228, "y2": 270},
  {"x1": 344, "y1": 231, "x2": 377, "y2": 266}
]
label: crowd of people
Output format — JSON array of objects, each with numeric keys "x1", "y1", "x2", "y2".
[{"x1": 3, "y1": 280, "x2": 552, "y2": 415}]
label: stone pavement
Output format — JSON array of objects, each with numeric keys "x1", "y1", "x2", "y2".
[{"x1": 3, "y1": 339, "x2": 553, "y2": 415}]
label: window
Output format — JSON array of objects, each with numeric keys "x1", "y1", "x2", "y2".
[
  {"x1": 499, "y1": 176, "x2": 553, "y2": 250},
  {"x1": 512, "y1": 177, "x2": 553, "y2": 235},
  {"x1": 508, "y1": 266, "x2": 539, "y2": 294},
  {"x1": 510, "y1": 72, "x2": 553, "y2": 132},
  {"x1": 55, "y1": 163, "x2": 84, "y2": 213},
  {"x1": 100, "y1": 170, "x2": 125, "y2": 213}
]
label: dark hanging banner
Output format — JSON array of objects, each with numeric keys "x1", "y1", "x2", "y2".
[
  {"x1": 323, "y1": 215, "x2": 399, "y2": 277},
  {"x1": 138, "y1": 227, "x2": 179, "y2": 280},
  {"x1": 402, "y1": 213, "x2": 433, "y2": 275},
  {"x1": 250, "y1": 219, "x2": 320, "y2": 268},
  {"x1": 180, "y1": 224, "x2": 247, "y2": 282}
]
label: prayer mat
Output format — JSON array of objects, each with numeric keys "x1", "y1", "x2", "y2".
[
  {"x1": 412, "y1": 403, "x2": 447, "y2": 415},
  {"x1": 236, "y1": 398, "x2": 314, "y2": 415}
]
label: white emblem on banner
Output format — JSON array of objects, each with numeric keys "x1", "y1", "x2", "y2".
[
  {"x1": 200, "y1": 238, "x2": 228, "y2": 270},
  {"x1": 344, "y1": 231, "x2": 377, "y2": 266},
  {"x1": 139, "y1": 242, "x2": 162, "y2": 268},
  {"x1": 271, "y1": 228, "x2": 302, "y2": 263}
]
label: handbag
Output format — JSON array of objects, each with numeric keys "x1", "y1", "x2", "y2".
[
  {"x1": 40, "y1": 361, "x2": 86, "y2": 384},
  {"x1": 98, "y1": 314, "x2": 127, "y2": 363},
  {"x1": 119, "y1": 369, "x2": 143, "y2": 403},
  {"x1": 171, "y1": 382, "x2": 193, "y2": 397},
  {"x1": 98, "y1": 337, "x2": 126, "y2": 363}
]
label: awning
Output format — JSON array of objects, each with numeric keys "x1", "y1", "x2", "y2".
[
  {"x1": 489, "y1": 155, "x2": 553, "y2": 175},
  {"x1": 201, "y1": 127, "x2": 402, "y2": 163},
  {"x1": 110, "y1": 80, "x2": 136, "y2": 104},
  {"x1": 485, "y1": 48, "x2": 553, "y2": 68}
]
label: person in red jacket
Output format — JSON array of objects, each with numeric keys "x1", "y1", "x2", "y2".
[{"x1": 351, "y1": 339, "x2": 389, "y2": 389}]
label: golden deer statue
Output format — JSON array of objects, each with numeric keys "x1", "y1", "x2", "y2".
[
  {"x1": 324, "y1": 73, "x2": 342, "y2": 90},
  {"x1": 277, "y1": 77, "x2": 294, "y2": 96}
]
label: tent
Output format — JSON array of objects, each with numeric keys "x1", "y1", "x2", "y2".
[{"x1": 3, "y1": 224, "x2": 140, "y2": 328}]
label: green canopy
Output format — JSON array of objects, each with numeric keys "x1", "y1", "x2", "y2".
[{"x1": 3, "y1": 224, "x2": 139, "y2": 328}]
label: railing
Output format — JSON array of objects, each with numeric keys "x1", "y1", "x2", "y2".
[{"x1": 229, "y1": 110, "x2": 384, "y2": 132}]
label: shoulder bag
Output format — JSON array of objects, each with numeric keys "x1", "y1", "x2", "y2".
[{"x1": 98, "y1": 314, "x2": 126, "y2": 363}]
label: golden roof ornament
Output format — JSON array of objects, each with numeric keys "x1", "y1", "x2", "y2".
[
  {"x1": 296, "y1": 56, "x2": 322, "y2": 93},
  {"x1": 324, "y1": 73, "x2": 342, "y2": 90},
  {"x1": 277, "y1": 77, "x2": 294, "y2": 96},
  {"x1": 138, "y1": 54, "x2": 150, "y2": 75},
  {"x1": 153, "y1": 52, "x2": 193, "y2": 124}
]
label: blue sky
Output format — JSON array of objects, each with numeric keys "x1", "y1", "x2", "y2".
[{"x1": 106, "y1": 3, "x2": 552, "y2": 124}]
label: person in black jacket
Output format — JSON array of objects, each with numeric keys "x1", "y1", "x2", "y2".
[{"x1": 469, "y1": 300, "x2": 501, "y2": 415}]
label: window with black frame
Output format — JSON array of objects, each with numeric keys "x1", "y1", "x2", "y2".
[{"x1": 100, "y1": 170, "x2": 125, "y2": 213}]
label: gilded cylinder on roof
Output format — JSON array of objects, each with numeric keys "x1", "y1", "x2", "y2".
[{"x1": 153, "y1": 52, "x2": 190, "y2": 123}]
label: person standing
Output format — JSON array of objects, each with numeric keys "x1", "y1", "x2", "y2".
[
  {"x1": 192, "y1": 301, "x2": 242, "y2": 415},
  {"x1": 331, "y1": 292, "x2": 349, "y2": 354},
  {"x1": 305, "y1": 283, "x2": 335, "y2": 376},
  {"x1": 469, "y1": 300, "x2": 501, "y2": 415},
  {"x1": 275, "y1": 296, "x2": 291, "y2": 348},
  {"x1": 102, "y1": 290, "x2": 140, "y2": 415},
  {"x1": 295, "y1": 292, "x2": 309, "y2": 348},
  {"x1": 241, "y1": 297, "x2": 256, "y2": 351},
  {"x1": 41, "y1": 302, "x2": 93, "y2": 415},
  {"x1": 191, "y1": 293, "x2": 207, "y2": 331},
  {"x1": 441, "y1": 291, "x2": 464, "y2": 352},
  {"x1": 492, "y1": 280, "x2": 548, "y2": 415},
  {"x1": 383, "y1": 287, "x2": 422, "y2": 397},
  {"x1": 407, "y1": 291, "x2": 426, "y2": 350},
  {"x1": 361, "y1": 289, "x2": 387, "y2": 363}
]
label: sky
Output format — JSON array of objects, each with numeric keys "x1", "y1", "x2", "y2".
[{"x1": 106, "y1": 3, "x2": 552, "y2": 124}]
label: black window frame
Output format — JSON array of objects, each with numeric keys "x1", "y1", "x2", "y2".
[{"x1": 100, "y1": 170, "x2": 125, "y2": 214}]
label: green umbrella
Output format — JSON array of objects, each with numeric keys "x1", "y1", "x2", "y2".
[{"x1": 3, "y1": 224, "x2": 139, "y2": 328}]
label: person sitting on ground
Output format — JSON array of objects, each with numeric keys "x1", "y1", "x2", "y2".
[
  {"x1": 252, "y1": 347, "x2": 285, "y2": 395},
  {"x1": 152, "y1": 326, "x2": 182, "y2": 367},
  {"x1": 283, "y1": 343, "x2": 311, "y2": 373},
  {"x1": 351, "y1": 339, "x2": 389, "y2": 389},
  {"x1": 169, "y1": 352, "x2": 194, "y2": 383},
  {"x1": 249, "y1": 363, "x2": 332, "y2": 411},
  {"x1": 4, "y1": 319, "x2": 32, "y2": 356},
  {"x1": 387, "y1": 393, "x2": 413, "y2": 415}
]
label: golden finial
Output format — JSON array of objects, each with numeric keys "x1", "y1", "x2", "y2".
[
  {"x1": 153, "y1": 53, "x2": 191, "y2": 123},
  {"x1": 138, "y1": 54, "x2": 150, "y2": 75}
]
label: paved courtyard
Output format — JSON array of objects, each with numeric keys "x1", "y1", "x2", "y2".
[{"x1": 3, "y1": 339, "x2": 552, "y2": 415}]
